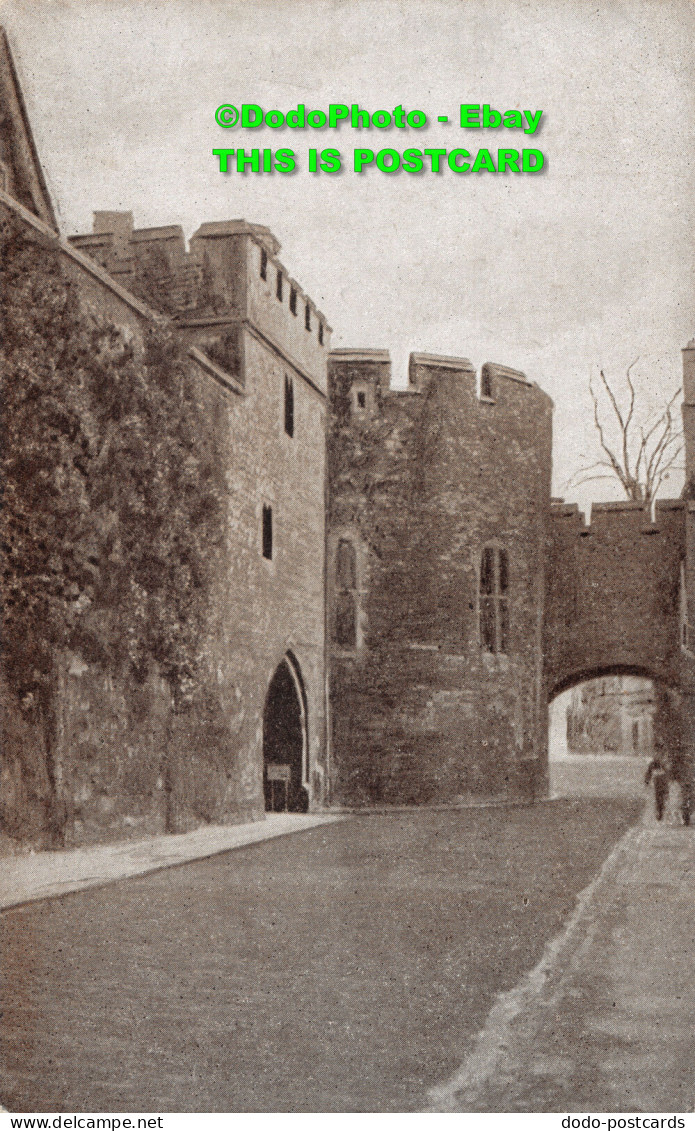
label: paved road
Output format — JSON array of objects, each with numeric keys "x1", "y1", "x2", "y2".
[
  {"x1": 1, "y1": 800, "x2": 640, "y2": 1112},
  {"x1": 550, "y1": 753, "x2": 650, "y2": 801}
]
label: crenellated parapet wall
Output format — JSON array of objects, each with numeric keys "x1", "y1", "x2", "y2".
[
  {"x1": 545, "y1": 497, "x2": 686, "y2": 696},
  {"x1": 328, "y1": 349, "x2": 552, "y2": 506},
  {"x1": 327, "y1": 348, "x2": 553, "y2": 805},
  {"x1": 70, "y1": 213, "x2": 331, "y2": 394}
]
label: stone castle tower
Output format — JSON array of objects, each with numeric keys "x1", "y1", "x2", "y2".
[{"x1": 326, "y1": 349, "x2": 553, "y2": 805}]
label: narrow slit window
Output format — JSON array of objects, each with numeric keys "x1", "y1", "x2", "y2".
[
  {"x1": 260, "y1": 247, "x2": 267, "y2": 280},
  {"x1": 480, "y1": 547, "x2": 495, "y2": 595},
  {"x1": 289, "y1": 287, "x2": 297, "y2": 315},
  {"x1": 480, "y1": 595, "x2": 496, "y2": 652},
  {"x1": 318, "y1": 321, "x2": 324, "y2": 345},
  {"x1": 276, "y1": 270, "x2": 283, "y2": 302},
  {"x1": 284, "y1": 374, "x2": 294, "y2": 437},
  {"x1": 262, "y1": 505, "x2": 273, "y2": 560},
  {"x1": 479, "y1": 547, "x2": 509, "y2": 654},
  {"x1": 305, "y1": 303, "x2": 311, "y2": 331},
  {"x1": 353, "y1": 384, "x2": 371, "y2": 415}
]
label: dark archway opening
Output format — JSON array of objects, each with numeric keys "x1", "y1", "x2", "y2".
[{"x1": 263, "y1": 658, "x2": 308, "y2": 812}]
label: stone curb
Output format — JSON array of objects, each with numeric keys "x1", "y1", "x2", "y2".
[
  {"x1": 425, "y1": 813, "x2": 695, "y2": 1113},
  {"x1": 0, "y1": 812, "x2": 346, "y2": 912},
  {"x1": 425, "y1": 822, "x2": 645, "y2": 1111}
]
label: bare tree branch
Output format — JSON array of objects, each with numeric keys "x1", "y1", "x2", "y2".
[
  {"x1": 566, "y1": 473, "x2": 622, "y2": 489},
  {"x1": 577, "y1": 368, "x2": 683, "y2": 505},
  {"x1": 589, "y1": 375, "x2": 631, "y2": 495}
]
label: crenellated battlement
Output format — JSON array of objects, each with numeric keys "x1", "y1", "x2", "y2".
[
  {"x1": 70, "y1": 213, "x2": 331, "y2": 393},
  {"x1": 550, "y1": 497, "x2": 685, "y2": 537},
  {"x1": 329, "y1": 348, "x2": 550, "y2": 426}
]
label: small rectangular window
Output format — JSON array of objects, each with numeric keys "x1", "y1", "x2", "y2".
[
  {"x1": 353, "y1": 384, "x2": 370, "y2": 415},
  {"x1": 276, "y1": 270, "x2": 283, "y2": 302},
  {"x1": 305, "y1": 303, "x2": 311, "y2": 331},
  {"x1": 262, "y1": 505, "x2": 273, "y2": 560},
  {"x1": 284, "y1": 374, "x2": 294, "y2": 438},
  {"x1": 289, "y1": 287, "x2": 297, "y2": 315},
  {"x1": 318, "y1": 321, "x2": 324, "y2": 345},
  {"x1": 499, "y1": 598, "x2": 509, "y2": 653},
  {"x1": 260, "y1": 247, "x2": 267, "y2": 280},
  {"x1": 481, "y1": 365, "x2": 493, "y2": 399}
]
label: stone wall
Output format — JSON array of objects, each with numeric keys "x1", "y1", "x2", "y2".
[{"x1": 191, "y1": 326, "x2": 328, "y2": 817}]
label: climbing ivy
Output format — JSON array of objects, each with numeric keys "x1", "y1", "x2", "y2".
[{"x1": 1, "y1": 218, "x2": 225, "y2": 837}]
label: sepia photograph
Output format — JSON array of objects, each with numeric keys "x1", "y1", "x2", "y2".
[{"x1": 0, "y1": 0, "x2": 694, "y2": 1116}]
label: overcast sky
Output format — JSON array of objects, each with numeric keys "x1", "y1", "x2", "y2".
[{"x1": 3, "y1": 0, "x2": 694, "y2": 505}]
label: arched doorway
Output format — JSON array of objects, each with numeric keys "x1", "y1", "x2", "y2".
[{"x1": 262, "y1": 655, "x2": 309, "y2": 812}]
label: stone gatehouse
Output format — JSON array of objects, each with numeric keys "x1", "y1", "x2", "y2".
[{"x1": 1, "y1": 27, "x2": 693, "y2": 848}]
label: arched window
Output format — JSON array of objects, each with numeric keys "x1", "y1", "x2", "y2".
[
  {"x1": 479, "y1": 546, "x2": 509, "y2": 654},
  {"x1": 336, "y1": 539, "x2": 356, "y2": 588},
  {"x1": 334, "y1": 538, "x2": 358, "y2": 649}
]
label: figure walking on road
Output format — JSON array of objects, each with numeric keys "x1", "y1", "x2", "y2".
[{"x1": 645, "y1": 753, "x2": 671, "y2": 822}]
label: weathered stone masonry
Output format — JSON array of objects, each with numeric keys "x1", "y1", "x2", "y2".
[
  {"x1": 68, "y1": 214, "x2": 332, "y2": 834},
  {"x1": 1, "y1": 25, "x2": 694, "y2": 845},
  {"x1": 545, "y1": 499, "x2": 685, "y2": 697},
  {"x1": 326, "y1": 350, "x2": 553, "y2": 805},
  {"x1": 326, "y1": 345, "x2": 695, "y2": 807}
]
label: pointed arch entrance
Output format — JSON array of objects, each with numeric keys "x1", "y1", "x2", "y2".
[{"x1": 262, "y1": 653, "x2": 309, "y2": 812}]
